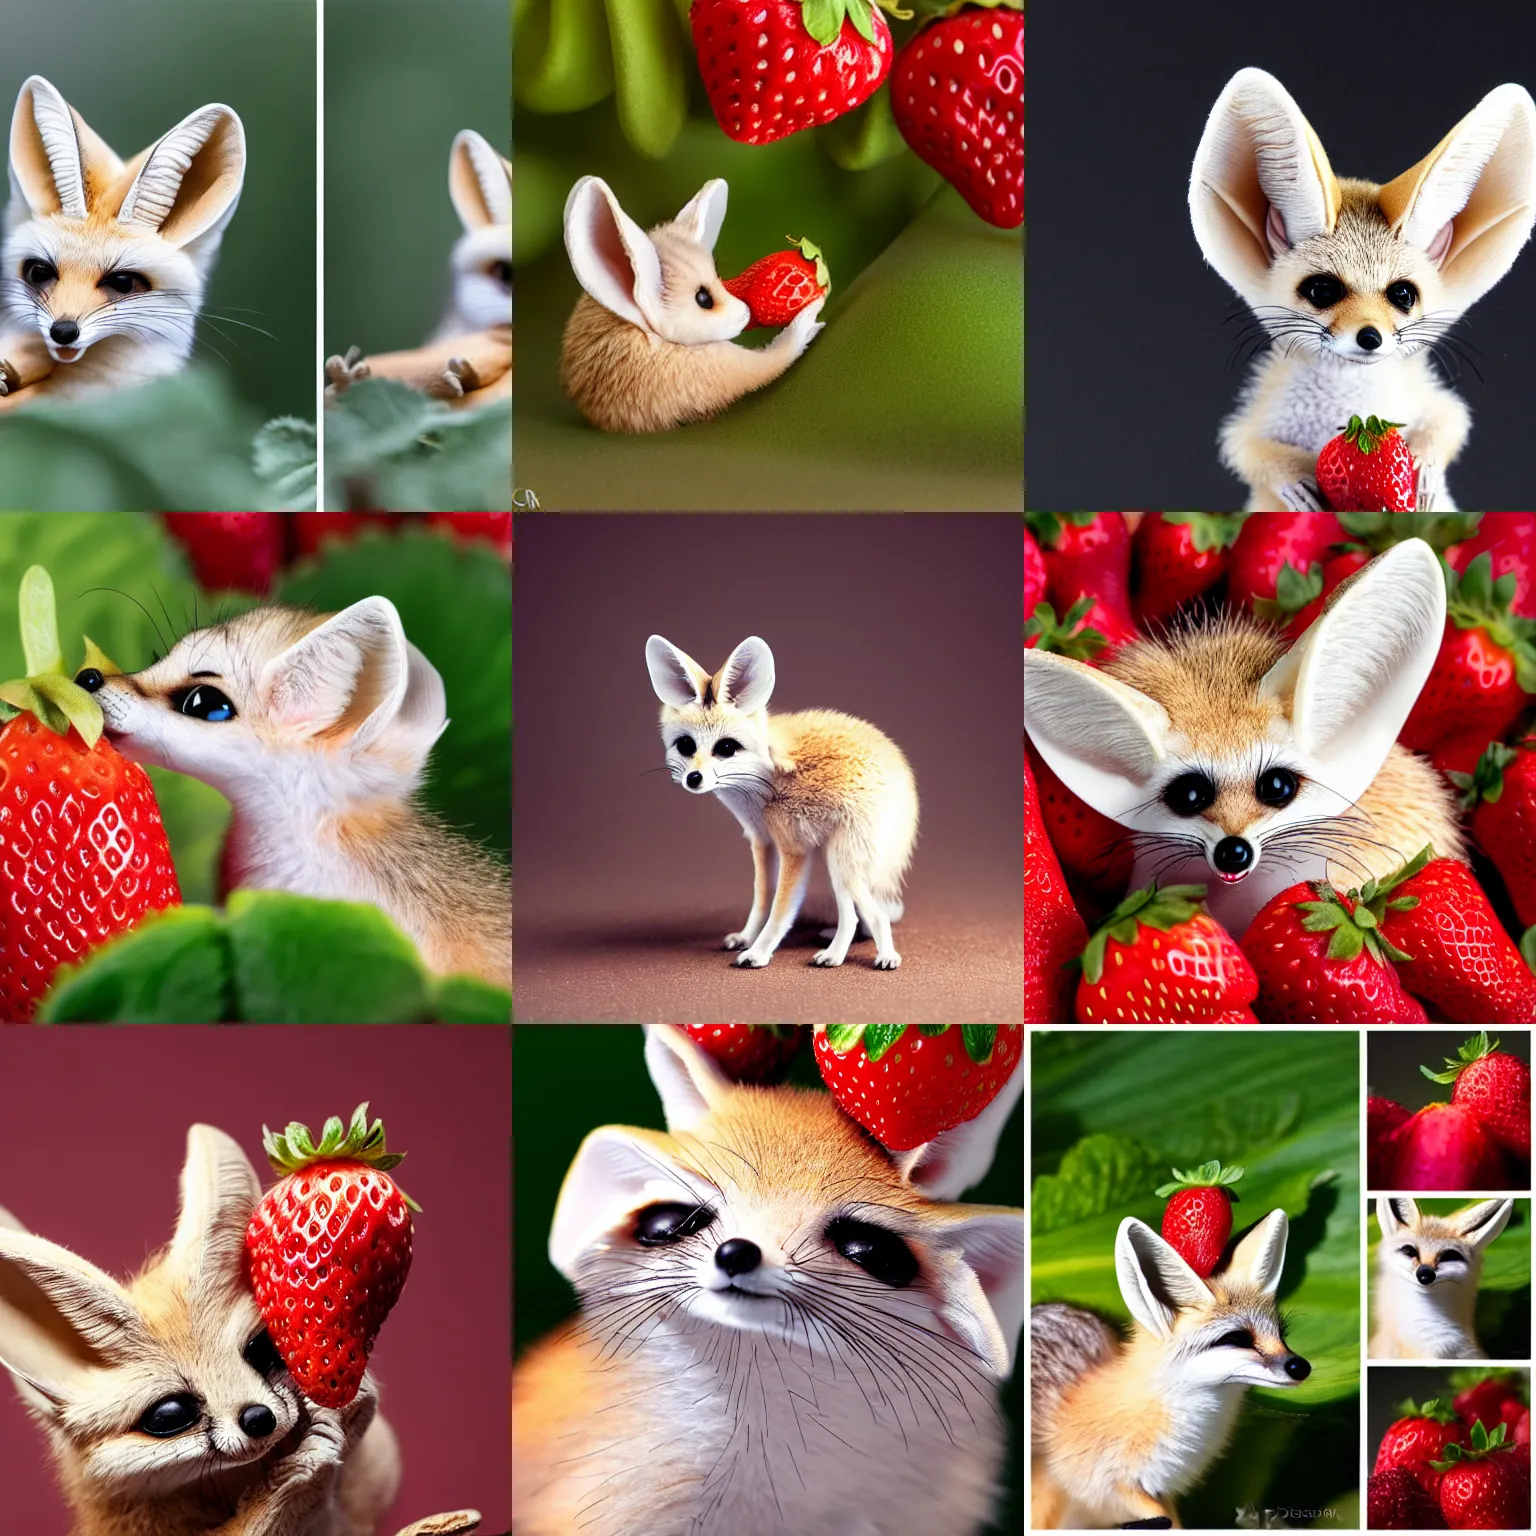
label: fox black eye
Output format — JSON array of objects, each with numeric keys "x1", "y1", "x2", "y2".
[
  {"x1": 100, "y1": 270, "x2": 148, "y2": 296},
  {"x1": 1162, "y1": 772, "x2": 1216, "y2": 817},
  {"x1": 1298, "y1": 274, "x2": 1345, "y2": 308},
  {"x1": 826, "y1": 1217, "x2": 919, "y2": 1288},
  {"x1": 1386, "y1": 280, "x2": 1418, "y2": 312},
  {"x1": 695, "y1": 286, "x2": 714, "y2": 310},
  {"x1": 1255, "y1": 768, "x2": 1299, "y2": 807},
  {"x1": 139, "y1": 1394, "x2": 201, "y2": 1437},
  {"x1": 21, "y1": 258, "x2": 56, "y2": 286},
  {"x1": 713, "y1": 739, "x2": 740, "y2": 758},
  {"x1": 1398, "y1": 1245, "x2": 1419, "y2": 1259},
  {"x1": 673, "y1": 734, "x2": 696, "y2": 757},
  {"x1": 490, "y1": 259, "x2": 512, "y2": 285},
  {"x1": 172, "y1": 684, "x2": 235, "y2": 722},
  {"x1": 1214, "y1": 1329, "x2": 1255, "y2": 1350},
  {"x1": 634, "y1": 1202, "x2": 715, "y2": 1246},
  {"x1": 243, "y1": 1328, "x2": 286, "y2": 1377}
]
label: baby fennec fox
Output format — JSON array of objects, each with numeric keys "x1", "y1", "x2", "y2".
[
  {"x1": 646, "y1": 634, "x2": 917, "y2": 968},
  {"x1": 83, "y1": 597, "x2": 510, "y2": 989},
  {"x1": 1031, "y1": 1210, "x2": 1310, "y2": 1528},
  {"x1": 0, "y1": 1123, "x2": 478, "y2": 1536},
  {"x1": 513, "y1": 1024, "x2": 1025, "y2": 1536}
]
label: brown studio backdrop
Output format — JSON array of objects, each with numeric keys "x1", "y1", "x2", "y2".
[
  {"x1": 0, "y1": 1026, "x2": 511, "y2": 1531},
  {"x1": 512, "y1": 513, "x2": 1025, "y2": 1022}
]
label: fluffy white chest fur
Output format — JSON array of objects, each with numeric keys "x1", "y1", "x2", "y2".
[{"x1": 1374, "y1": 1269, "x2": 1482, "y2": 1358}]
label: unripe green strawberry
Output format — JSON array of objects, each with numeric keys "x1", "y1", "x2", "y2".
[{"x1": 1156, "y1": 1161, "x2": 1242, "y2": 1277}]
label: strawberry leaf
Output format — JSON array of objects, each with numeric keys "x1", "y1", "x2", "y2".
[
  {"x1": 823, "y1": 1024, "x2": 865, "y2": 1053},
  {"x1": 19, "y1": 565, "x2": 63, "y2": 677},
  {"x1": 860, "y1": 1024, "x2": 908, "y2": 1063},
  {"x1": 960, "y1": 1025, "x2": 996, "y2": 1065},
  {"x1": 1522, "y1": 925, "x2": 1536, "y2": 975},
  {"x1": 1253, "y1": 561, "x2": 1323, "y2": 622}
]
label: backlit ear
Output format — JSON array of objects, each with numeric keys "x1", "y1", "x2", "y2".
[
  {"x1": 643, "y1": 1024, "x2": 734, "y2": 1133},
  {"x1": 449, "y1": 129, "x2": 511, "y2": 231},
  {"x1": 1379, "y1": 84, "x2": 1536, "y2": 310},
  {"x1": 899, "y1": 1045, "x2": 1023, "y2": 1200},
  {"x1": 714, "y1": 636, "x2": 774, "y2": 713},
  {"x1": 921, "y1": 1205, "x2": 1025, "y2": 1377},
  {"x1": 1190, "y1": 67, "x2": 1340, "y2": 305},
  {"x1": 1449, "y1": 1198, "x2": 1513, "y2": 1250},
  {"x1": 1259, "y1": 539, "x2": 1445, "y2": 809},
  {"x1": 672, "y1": 178, "x2": 730, "y2": 252},
  {"x1": 9, "y1": 75, "x2": 122, "y2": 219},
  {"x1": 1378, "y1": 1196, "x2": 1418, "y2": 1240},
  {"x1": 1024, "y1": 650, "x2": 1172, "y2": 824},
  {"x1": 1116, "y1": 1218, "x2": 1214, "y2": 1339},
  {"x1": 118, "y1": 104, "x2": 245, "y2": 260},
  {"x1": 646, "y1": 634, "x2": 710, "y2": 708},
  {"x1": 165, "y1": 1126, "x2": 260, "y2": 1307},
  {"x1": 1223, "y1": 1209, "x2": 1289, "y2": 1296},
  {"x1": 564, "y1": 175, "x2": 663, "y2": 333}
]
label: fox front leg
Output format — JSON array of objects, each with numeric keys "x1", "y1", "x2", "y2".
[
  {"x1": 1220, "y1": 417, "x2": 1322, "y2": 511},
  {"x1": 0, "y1": 331, "x2": 57, "y2": 409},
  {"x1": 323, "y1": 345, "x2": 371, "y2": 400},
  {"x1": 724, "y1": 836, "x2": 775, "y2": 951},
  {"x1": 1407, "y1": 393, "x2": 1470, "y2": 511},
  {"x1": 735, "y1": 848, "x2": 809, "y2": 967},
  {"x1": 1119, "y1": 1484, "x2": 1179, "y2": 1529}
]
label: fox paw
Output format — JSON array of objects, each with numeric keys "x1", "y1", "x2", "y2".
[
  {"x1": 723, "y1": 931, "x2": 753, "y2": 951},
  {"x1": 733, "y1": 949, "x2": 771, "y2": 968},
  {"x1": 872, "y1": 951, "x2": 902, "y2": 970},
  {"x1": 0, "y1": 358, "x2": 17, "y2": 397},
  {"x1": 1416, "y1": 459, "x2": 1447, "y2": 511},
  {"x1": 1275, "y1": 479, "x2": 1325, "y2": 512},
  {"x1": 324, "y1": 346, "x2": 369, "y2": 397},
  {"x1": 393, "y1": 1515, "x2": 483, "y2": 1536},
  {"x1": 810, "y1": 948, "x2": 845, "y2": 967},
  {"x1": 439, "y1": 355, "x2": 482, "y2": 397}
]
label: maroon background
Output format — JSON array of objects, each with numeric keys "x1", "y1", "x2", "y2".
[
  {"x1": 0, "y1": 1026, "x2": 510, "y2": 1531},
  {"x1": 512, "y1": 513, "x2": 1025, "y2": 1023}
]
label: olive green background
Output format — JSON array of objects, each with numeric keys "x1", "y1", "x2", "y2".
[{"x1": 512, "y1": 1025, "x2": 1024, "y2": 1533}]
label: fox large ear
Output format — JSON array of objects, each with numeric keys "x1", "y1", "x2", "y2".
[
  {"x1": 1259, "y1": 539, "x2": 1445, "y2": 812},
  {"x1": 920, "y1": 1205, "x2": 1026, "y2": 1378},
  {"x1": 9, "y1": 75, "x2": 123, "y2": 219},
  {"x1": 117, "y1": 103, "x2": 245, "y2": 263},
  {"x1": 1116, "y1": 1218, "x2": 1214, "y2": 1339},
  {"x1": 671, "y1": 178, "x2": 730, "y2": 253},
  {"x1": 1448, "y1": 1198, "x2": 1514, "y2": 1251},
  {"x1": 646, "y1": 634, "x2": 711, "y2": 708},
  {"x1": 714, "y1": 636, "x2": 774, "y2": 714},
  {"x1": 1190, "y1": 67, "x2": 1341, "y2": 306},
  {"x1": 564, "y1": 175, "x2": 663, "y2": 333},
  {"x1": 1378, "y1": 1196, "x2": 1419, "y2": 1239},
  {"x1": 1224, "y1": 1209, "x2": 1289, "y2": 1296},
  {"x1": 165, "y1": 1126, "x2": 260, "y2": 1307},
  {"x1": 449, "y1": 129, "x2": 511, "y2": 231},
  {"x1": 898, "y1": 1045, "x2": 1023, "y2": 1200},
  {"x1": 642, "y1": 1025, "x2": 734, "y2": 1133},
  {"x1": 1024, "y1": 650, "x2": 1172, "y2": 825},
  {"x1": 1379, "y1": 85, "x2": 1536, "y2": 310}
]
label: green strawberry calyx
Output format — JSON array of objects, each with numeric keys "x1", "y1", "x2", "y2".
[
  {"x1": 1429, "y1": 1417, "x2": 1511, "y2": 1471},
  {"x1": 1079, "y1": 882, "x2": 1208, "y2": 985},
  {"x1": 821, "y1": 1023, "x2": 998, "y2": 1065},
  {"x1": 1421, "y1": 1030, "x2": 1502, "y2": 1086},
  {"x1": 1337, "y1": 414, "x2": 1405, "y2": 456},
  {"x1": 1154, "y1": 1160, "x2": 1244, "y2": 1201},
  {"x1": 262, "y1": 1101, "x2": 421, "y2": 1211},
  {"x1": 1522, "y1": 924, "x2": 1536, "y2": 976},
  {"x1": 1253, "y1": 560, "x2": 1325, "y2": 623},
  {"x1": 1024, "y1": 511, "x2": 1103, "y2": 548},
  {"x1": 793, "y1": 0, "x2": 914, "y2": 48},
  {"x1": 1336, "y1": 511, "x2": 1481, "y2": 552},
  {"x1": 904, "y1": 0, "x2": 1022, "y2": 25},
  {"x1": 1398, "y1": 1396, "x2": 1461, "y2": 1426},
  {"x1": 1448, "y1": 741, "x2": 1522, "y2": 811},
  {"x1": 1025, "y1": 597, "x2": 1108, "y2": 661},
  {"x1": 1313, "y1": 849, "x2": 1438, "y2": 965},
  {"x1": 1442, "y1": 552, "x2": 1536, "y2": 694},
  {"x1": 1160, "y1": 512, "x2": 1245, "y2": 553},
  {"x1": 784, "y1": 236, "x2": 831, "y2": 293},
  {"x1": 0, "y1": 565, "x2": 123, "y2": 748}
]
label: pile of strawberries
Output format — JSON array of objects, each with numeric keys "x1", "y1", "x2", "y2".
[
  {"x1": 1370, "y1": 1380, "x2": 1531, "y2": 1529},
  {"x1": 1026, "y1": 511, "x2": 1536, "y2": 1024},
  {"x1": 1369, "y1": 1033, "x2": 1530, "y2": 1191}
]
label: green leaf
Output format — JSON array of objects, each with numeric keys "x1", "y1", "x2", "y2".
[
  {"x1": 960, "y1": 1025, "x2": 996, "y2": 1064},
  {"x1": 800, "y1": 0, "x2": 848, "y2": 47},
  {"x1": 860, "y1": 1024, "x2": 908, "y2": 1062},
  {"x1": 28, "y1": 673, "x2": 104, "y2": 747},
  {"x1": 18, "y1": 565, "x2": 63, "y2": 676},
  {"x1": 823, "y1": 1024, "x2": 864, "y2": 1052},
  {"x1": 432, "y1": 973, "x2": 513, "y2": 1024},
  {"x1": 252, "y1": 417, "x2": 318, "y2": 511}
]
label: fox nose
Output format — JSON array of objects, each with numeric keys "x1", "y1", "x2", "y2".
[
  {"x1": 1356, "y1": 325, "x2": 1382, "y2": 351},
  {"x1": 49, "y1": 319, "x2": 79, "y2": 345},
  {"x1": 1283, "y1": 1354, "x2": 1311, "y2": 1381},
  {"x1": 74, "y1": 668, "x2": 104, "y2": 693},
  {"x1": 686, "y1": 770, "x2": 703, "y2": 789},
  {"x1": 238, "y1": 1404, "x2": 276, "y2": 1439},
  {"x1": 1213, "y1": 837, "x2": 1253, "y2": 875},
  {"x1": 715, "y1": 1238, "x2": 761, "y2": 1276},
  {"x1": 1416, "y1": 1264, "x2": 1437, "y2": 1285}
]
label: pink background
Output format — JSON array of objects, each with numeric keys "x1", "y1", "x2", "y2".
[{"x1": 0, "y1": 1026, "x2": 510, "y2": 1532}]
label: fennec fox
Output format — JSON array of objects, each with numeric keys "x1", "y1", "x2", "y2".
[
  {"x1": 80, "y1": 597, "x2": 510, "y2": 989},
  {"x1": 513, "y1": 1024, "x2": 1025, "y2": 1536},
  {"x1": 1371, "y1": 1196, "x2": 1513, "y2": 1360},
  {"x1": 1191, "y1": 68, "x2": 1536, "y2": 510},
  {"x1": 1024, "y1": 538, "x2": 1463, "y2": 935},
  {"x1": 1031, "y1": 1211, "x2": 1310, "y2": 1528},
  {"x1": 646, "y1": 634, "x2": 918, "y2": 968},
  {"x1": 0, "y1": 1124, "x2": 477, "y2": 1536},
  {"x1": 1, "y1": 75, "x2": 246, "y2": 408}
]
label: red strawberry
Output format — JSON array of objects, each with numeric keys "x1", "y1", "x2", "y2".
[
  {"x1": 1026, "y1": 755, "x2": 1087, "y2": 1022},
  {"x1": 1242, "y1": 880, "x2": 1427, "y2": 1023},
  {"x1": 1452, "y1": 740, "x2": 1536, "y2": 930},
  {"x1": 424, "y1": 511, "x2": 513, "y2": 560},
  {"x1": 0, "y1": 567, "x2": 181, "y2": 1022},
  {"x1": 891, "y1": 3, "x2": 1023, "y2": 230},
  {"x1": 1155, "y1": 1160, "x2": 1242, "y2": 1277},
  {"x1": 1024, "y1": 530, "x2": 1047, "y2": 618},
  {"x1": 1227, "y1": 511, "x2": 1345, "y2": 613},
  {"x1": 1433, "y1": 729, "x2": 1507, "y2": 781},
  {"x1": 1132, "y1": 513, "x2": 1245, "y2": 626},
  {"x1": 1023, "y1": 594, "x2": 1132, "y2": 661},
  {"x1": 690, "y1": 0, "x2": 896, "y2": 147},
  {"x1": 1026, "y1": 744, "x2": 1133, "y2": 899},
  {"x1": 1074, "y1": 883, "x2": 1258, "y2": 1024},
  {"x1": 679, "y1": 1024, "x2": 804, "y2": 1084},
  {"x1": 812, "y1": 1024, "x2": 1020, "y2": 1149},
  {"x1": 1448, "y1": 512, "x2": 1536, "y2": 618},
  {"x1": 1254, "y1": 551, "x2": 1367, "y2": 638},
  {"x1": 162, "y1": 512, "x2": 286, "y2": 594},
  {"x1": 1518, "y1": 1409, "x2": 1532, "y2": 1448},
  {"x1": 1385, "y1": 1103, "x2": 1509, "y2": 1191},
  {"x1": 1401, "y1": 554, "x2": 1536, "y2": 755},
  {"x1": 1370, "y1": 850, "x2": 1536, "y2": 1025},
  {"x1": 1369, "y1": 1097, "x2": 1411, "y2": 1188},
  {"x1": 289, "y1": 511, "x2": 397, "y2": 559},
  {"x1": 1376, "y1": 1398, "x2": 1470, "y2": 1498},
  {"x1": 1369, "y1": 1466, "x2": 1448, "y2": 1528},
  {"x1": 1431, "y1": 1420, "x2": 1530, "y2": 1530},
  {"x1": 1455, "y1": 1376, "x2": 1529, "y2": 1436},
  {"x1": 1315, "y1": 414, "x2": 1418, "y2": 512},
  {"x1": 246, "y1": 1104, "x2": 416, "y2": 1408},
  {"x1": 723, "y1": 237, "x2": 829, "y2": 329},
  {"x1": 1422, "y1": 1031, "x2": 1531, "y2": 1158},
  {"x1": 1026, "y1": 512, "x2": 1137, "y2": 648}
]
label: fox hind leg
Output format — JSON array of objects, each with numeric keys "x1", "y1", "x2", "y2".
[{"x1": 812, "y1": 855, "x2": 859, "y2": 967}]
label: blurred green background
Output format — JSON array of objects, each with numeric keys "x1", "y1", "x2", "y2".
[
  {"x1": 512, "y1": 1025, "x2": 1024, "y2": 1534},
  {"x1": 1032, "y1": 1029, "x2": 1360, "y2": 1530}
]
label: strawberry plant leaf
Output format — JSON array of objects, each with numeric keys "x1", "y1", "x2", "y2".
[
  {"x1": 961, "y1": 1025, "x2": 997, "y2": 1064},
  {"x1": 861, "y1": 1024, "x2": 908, "y2": 1062},
  {"x1": 28, "y1": 673, "x2": 105, "y2": 748},
  {"x1": 799, "y1": 0, "x2": 848, "y2": 46},
  {"x1": 18, "y1": 565, "x2": 63, "y2": 677},
  {"x1": 824, "y1": 1024, "x2": 865, "y2": 1052},
  {"x1": 1522, "y1": 925, "x2": 1536, "y2": 975}
]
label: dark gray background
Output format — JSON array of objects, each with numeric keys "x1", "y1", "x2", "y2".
[
  {"x1": 1368, "y1": 1030, "x2": 1531, "y2": 1113},
  {"x1": 1026, "y1": 0, "x2": 1536, "y2": 510}
]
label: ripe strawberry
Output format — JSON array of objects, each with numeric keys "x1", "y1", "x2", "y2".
[
  {"x1": 1242, "y1": 880, "x2": 1426, "y2": 1023},
  {"x1": 1155, "y1": 1161, "x2": 1242, "y2": 1278},
  {"x1": 690, "y1": 0, "x2": 896, "y2": 147},
  {"x1": 0, "y1": 567, "x2": 180, "y2": 1022},
  {"x1": 1132, "y1": 513, "x2": 1245, "y2": 626},
  {"x1": 1369, "y1": 1097, "x2": 1411, "y2": 1188},
  {"x1": 1026, "y1": 755, "x2": 1087, "y2": 1023},
  {"x1": 1518, "y1": 1408, "x2": 1532, "y2": 1448},
  {"x1": 723, "y1": 237, "x2": 829, "y2": 329},
  {"x1": 1401, "y1": 554, "x2": 1536, "y2": 755},
  {"x1": 1452, "y1": 740, "x2": 1536, "y2": 930},
  {"x1": 1026, "y1": 745, "x2": 1132, "y2": 900},
  {"x1": 1385, "y1": 1103, "x2": 1509, "y2": 1191},
  {"x1": 1431, "y1": 1420, "x2": 1530, "y2": 1529},
  {"x1": 680, "y1": 1024, "x2": 804, "y2": 1084},
  {"x1": 891, "y1": 3, "x2": 1023, "y2": 229},
  {"x1": 1423, "y1": 1032, "x2": 1531, "y2": 1159},
  {"x1": 289, "y1": 511, "x2": 397, "y2": 559},
  {"x1": 1447, "y1": 512, "x2": 1536, "y2": 618},
  {"x1": 246, "y1": 1104, "x2": 417, "y2": 1408},
  {"x1": 1227, "y1": 510, "x2": 1344, "y2": 613},
  {"x1": 424, "y1": 511, "x2": 514, "y2": 560},
  {"x1": 1026, "y1": 512, "x2": 1137, "y2": 649},
  {"x1": 1315, "y1": 414, "x2": 1417, "y2": 512},
  {"x1": 162, "y1": 511, "x2": 286, "y2": 594},
  {"x1": 1376, "y1": 1398, "x2": 1470, "y2": 1498},
  {"x1": 1024, "y1": 529, "x2": 1047, "y2": 619},
  {"x1": 1023, "y1": 594, "x2": 1131, "y2": 661},
  {"x1": 1074, "y1": 882, "x2": 1257, "y2": 1023},
  {"x1": 812, "y1": 1024, "x2": 1020, "y2": 1150},
  {"x1": 1369, "y1": 1466, "x2": 1448, "y2": 1529},
  {"x1": 1433, "y1": 729, "x2": 1507, "y2": 781},
  {"x1": 1253, "y1": 551, "x2": 1366, "y2": 638},
  {"x1": 1454, "y1": 1376, "x2": 1529, "y2": 1437}
]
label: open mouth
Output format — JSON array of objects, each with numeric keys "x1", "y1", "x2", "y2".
[
  {"x1": 1215, "y1": 869, "x2": 1251, "y2": 884},
  {"x1": 50, "y1": 345, "x2": 81, "y2": 363}
]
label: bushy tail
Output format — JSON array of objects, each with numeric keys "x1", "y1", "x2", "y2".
[{"x1": 1030, "y1": 1303, "x2": 1118, "y2": 1443}]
